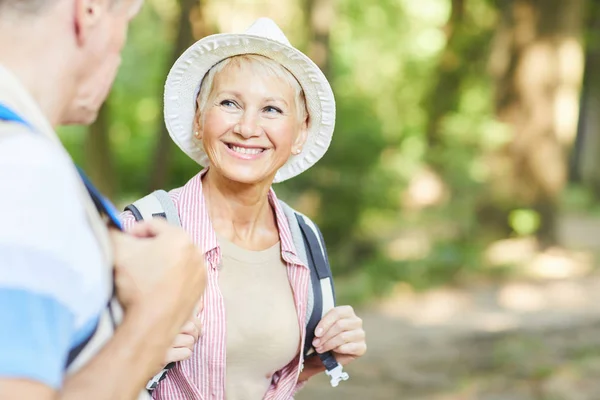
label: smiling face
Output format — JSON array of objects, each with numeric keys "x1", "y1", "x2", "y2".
[{"x1": 194, "y1": 55, "x2": 309, "y2": 185}]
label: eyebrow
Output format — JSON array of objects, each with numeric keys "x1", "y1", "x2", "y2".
[
  {"x1": 265, "y1": 97, "x2": 289, "y2": 107},
  {"x1": 217, "y1": 91, "x2": 289, "y2": 107},
  {"x1": 218, "y1": 90, "x2": 242, "y2": 98}
]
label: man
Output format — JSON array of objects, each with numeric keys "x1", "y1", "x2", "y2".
[{"x1": 0, "y1": 0, "x2": 206, "y2": 399}]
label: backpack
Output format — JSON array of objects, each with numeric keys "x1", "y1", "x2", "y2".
[{"x1": 125, "y1": 190, "x2": 350, "y2": 391}]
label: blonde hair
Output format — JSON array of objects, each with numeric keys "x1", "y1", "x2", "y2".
[{"x1": 196, "y1": 54, "x2": 308, "y2": 123}]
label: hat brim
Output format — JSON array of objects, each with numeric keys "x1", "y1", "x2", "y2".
[{"x1": 163, "y1": 33, "x2": 336, "y2": 183}]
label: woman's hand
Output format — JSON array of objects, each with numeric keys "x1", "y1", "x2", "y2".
[
  {"x1": 151, "y1": 301, "x2": 204, "y2": 376},
  {"x1": 163, "y1": 317, "x2": 203, "y2": 366},
  {"x1": 299, "y1": 305, "x2": 366, "y2": 382},
  {"x1": 313, "y1": 305, "x2": 366, "y2": 364}
]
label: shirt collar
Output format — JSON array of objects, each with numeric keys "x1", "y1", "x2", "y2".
[
  {"x1": 177, "y1": 168, "x2": 305, "y2": 268},
  {"x1": 178, "y1": 168, "x2": 219, "y2": 258},
  {"x1": 0, "y1": 63, "x2": 57, "y2": 143},
  {"x1": 267, "y1": 188, "x2": 305, "y2": 266}
]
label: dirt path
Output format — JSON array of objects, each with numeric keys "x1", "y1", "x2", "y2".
[
  {"x1": 297, "y1": 275, "x2": 600, "y2": 400},
  {"x1": 296, "y1": 214, "x2": 600, "y2": 400}
]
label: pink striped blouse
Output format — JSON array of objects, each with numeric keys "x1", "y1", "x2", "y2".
[{"x1": 120, "y1": 170, "x2": 311, "y2": 400}]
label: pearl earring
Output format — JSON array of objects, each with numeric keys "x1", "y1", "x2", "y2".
[{"x1": 194, "y1": 131, "x2": 201, "y2": 138}]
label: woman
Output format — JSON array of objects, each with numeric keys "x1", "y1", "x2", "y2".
[{"x1": 121, "y1": 18, "x2": 366, "y2": 399}]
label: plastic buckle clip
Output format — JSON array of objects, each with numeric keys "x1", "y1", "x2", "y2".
[{"x1": 325, "y1": 364, "x2": 350, "y2": 387}]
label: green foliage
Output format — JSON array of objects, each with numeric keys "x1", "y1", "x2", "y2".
[
  {"x1": 58, "y1": 0, "x2": 590, "y2": 304},
  {"x1": 509, "y1": 209, "x2": 541, "y2": 236}
]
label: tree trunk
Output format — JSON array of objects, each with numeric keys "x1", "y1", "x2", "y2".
[
  {"x1": 572, "y1": 0, "x2": 600, "y2": 197},
  {"x1": 85, "y1": 103, "x2": 115, "y2": 197},
  {"x1": 147, "y1": 0, "x2": 202, "y2": 192},
  {"x1": 487, "y1": 0, "x2": 585, "y2": 245},
  {"x1": 304, "y1": 0, "x2": 334, "y2": 76},
  {"x1": 424, "y1": 0, "x2": 465, "y2": 149}
]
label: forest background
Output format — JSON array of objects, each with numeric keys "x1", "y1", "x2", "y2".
[{"x1": 61, "y1": 1, "x2": 600, "y2": 397}]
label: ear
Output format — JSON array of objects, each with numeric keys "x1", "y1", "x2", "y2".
[
  {"x1": 74, "y1": 0, "x2": 109, "y2": 46},
  {"x1": 292, "y1": 115, "x2": 309, "y2": 154}
]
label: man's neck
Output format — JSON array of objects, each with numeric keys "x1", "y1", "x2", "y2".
[{"x1": 0, "y1": 13, "x2": 75, "y2": 127}]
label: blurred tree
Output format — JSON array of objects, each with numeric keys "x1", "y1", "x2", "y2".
[
  {"x1": 486, "y1": 0, "x2": 585, "y2": 244},
  {"x1": 424, "y1": 0, "x2": 464, "y2": 149},
  {"x1": 148, "y1": 0, "x2": 203, "y2": 191},
  {"x1": 304, "y1": 0, "x2": 334, "y2": 76},
  {"x1": 60, "y1": 0, "x2": 597, "y2": 301},
  {"x1": 572, "y1": 0, "x2": 600, "y2": 197},
  {"x1": 85, "y1": 103, "x2": 115, "y2": 197}
]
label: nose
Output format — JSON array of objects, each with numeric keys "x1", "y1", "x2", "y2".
[{"x1": 234, "y1": 111, "x2": 261, "y2": 138}]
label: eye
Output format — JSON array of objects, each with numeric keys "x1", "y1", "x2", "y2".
[
  {"x1": 264, "y1": 105, "x2": 283, "y2": 114},
  {"x1": 220, "y1": 100, "x2": 237, "y2": 108}
]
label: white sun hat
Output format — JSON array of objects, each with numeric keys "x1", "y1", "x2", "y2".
[{"x1": 163, "y1": 17, "x2": 336, "y2": 183}]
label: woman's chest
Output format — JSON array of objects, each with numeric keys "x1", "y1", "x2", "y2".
[{"x1": 217, "y1": 256, "x2": 300, "y2": 359}]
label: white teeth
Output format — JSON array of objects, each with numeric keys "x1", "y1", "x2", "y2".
[{"x1": 231, "y1": 145, "x2": 263, "y2": 155}]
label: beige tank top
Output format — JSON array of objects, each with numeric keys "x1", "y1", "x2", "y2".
[{"x1": 217, "y1": 235, "x2": 301, "y2": 400}]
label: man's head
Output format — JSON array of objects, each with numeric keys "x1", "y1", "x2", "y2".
[
  {"x1": 0, "y1": 0, "x2": 143, "y2": 125},
  {"x1": 0, "y1": 0, "x2": 57, "y2": 14}
]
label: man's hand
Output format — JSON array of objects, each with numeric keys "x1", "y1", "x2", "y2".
[
  {"x1": 110, "y1": 219, "x2": 206, "y2": 311},
  {"x1": 109, "y1": 219, "x2": 207, "y2": 371}
]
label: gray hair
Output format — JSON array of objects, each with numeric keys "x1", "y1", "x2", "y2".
[
  {"x1": 0, "y1": 0, "x2": 121, "y2": 15},
  {"x1": 196, "y1": 54, "x2": 308, "y2": 125},
  {"x1": 0, "y1": 0, "x2": 57, "y2": 14}
]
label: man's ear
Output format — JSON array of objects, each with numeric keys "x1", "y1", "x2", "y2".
[{"x1": 73, "y1": 0, "x2": 109, "y2": 46}]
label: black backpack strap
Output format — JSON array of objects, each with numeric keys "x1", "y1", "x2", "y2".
[
  {"x1": 296, "y1": 214, "x2": 349, "y2": 387},
  {"x1": 297, "y1": 215, "x2": 329, "y2": 358},
  {"x1": 297, "y1": 216, "x2": 333, "y2": 280},
  {"x1": 296, "y1": 214, "x2": 323, "y2": 357}
]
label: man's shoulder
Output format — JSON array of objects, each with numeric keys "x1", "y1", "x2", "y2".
[
  {"x1": 0, "y1": 130, "x2": 82, "y2": 210},
  {"x1": 0, "y1": 130, "x2": 96, "y2": 263},
  {"x1": 0, "y1": 129, "x2": 73, "y2": 171}
]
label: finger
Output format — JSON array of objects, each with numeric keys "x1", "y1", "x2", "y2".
[
  {"x1": 108, "y1": 229, "x2": 135, "y2": 249},
  {"x1": 333, "y1": 341, "x2": 367, "y2": 358},
  {"x1": 127, "y1": 218, "x2": 172, "y2": 238},
  {"x1": 164, "y1": 346, "x2": 193, "y2": 364},
  {"x1": 316, "y1": 328, "x2": 365, "y2": 354},
  {"x1": 313, "y1": 315, "x2": 361, "y2": 348},
  {"x1": 314, "y1": 306, "x2": 356, "y2": 338},
  {"x1": 171, "y1": 333, "x2": 196, "y2": 350},
  {"x1": 180, "y1": 320, "x2": 201, "y2": 342},
  {"x1": 123, "y1": 221, "x2": 158, "y2": 238},
  {"x1": 171, "y1": 333, "x2": 196, "y2": 349}
]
